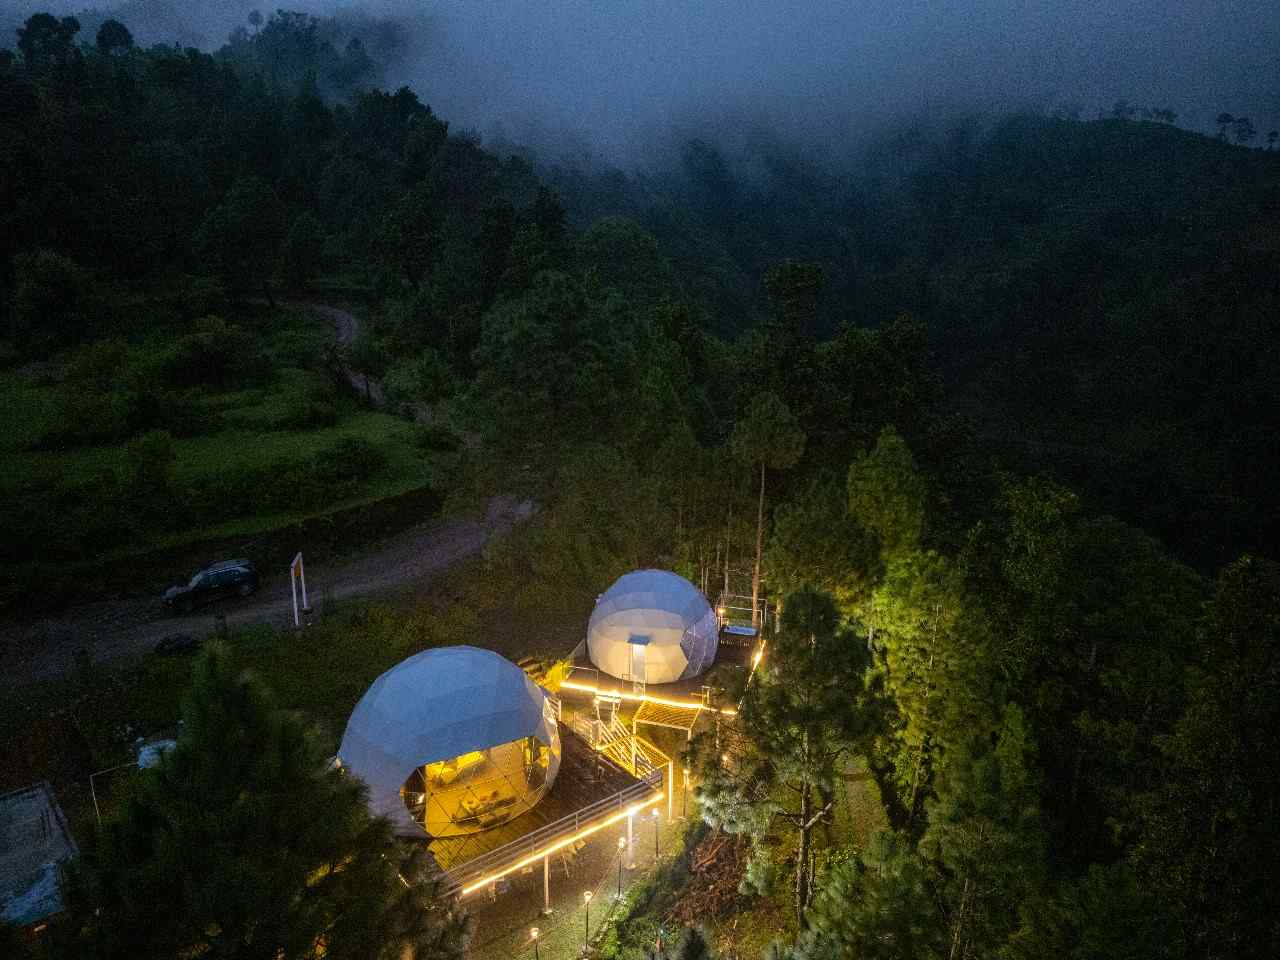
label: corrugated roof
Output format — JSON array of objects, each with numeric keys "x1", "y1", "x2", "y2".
[{"x1": 0, "y1": 781, "x2": 78, "y2": 929}]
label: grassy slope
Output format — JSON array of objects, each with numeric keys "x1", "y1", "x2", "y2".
[{"x1": 0, "y1": 299, "x2": 453, "y2": 590}]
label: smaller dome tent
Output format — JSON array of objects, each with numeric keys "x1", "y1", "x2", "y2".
[
  {"x1": 587, "y1": 570, "x2": 718, "y2": 684},
  {"x1": 338, "y1": 646, "x2": 560, "y2": 839}
]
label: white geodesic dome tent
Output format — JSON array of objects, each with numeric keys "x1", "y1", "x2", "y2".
[
  {"x1": 337, "y1": 646, "x2": 560, "y2": 839},
  {"x1": 587, "y1": 570, "x2": 719, "y2": 684}
]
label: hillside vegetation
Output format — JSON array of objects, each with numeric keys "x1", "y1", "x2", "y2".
[{"x1": 3, "y1": 10, "x2": 1279, "y2": 960}]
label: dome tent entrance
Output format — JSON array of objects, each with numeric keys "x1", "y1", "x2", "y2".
[
  {"x1": 337, "y1": 646, "x2": 561, "y2": 839},
  {"x1": 587, "y1": 570, "x2": 718, "y2": 684}
]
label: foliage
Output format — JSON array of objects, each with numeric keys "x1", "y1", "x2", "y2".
[
  {"x1": 1002, "y1": 863, "x2": 1182, "y2": 960},
  {"x1": 60, "y1": 643, "x2": 471, "y2": 960},
  {"x1": 197, "y1": 177, "x2": 287, "y2": 300},
  {"x1": 694, "y1": 587, "x2": 879, "y2": 929},
  {"x1": 768, "y1": 471, "x2": 880, "y2": 611},
  {"x1": 919, "y1": 704, "x2": 1047, "y2": 958},
  {"x1": 876, "y1": 554, "x2": 994, "y2": 816},
  {"x1": 847, "y1": 426, "x2": 928, "y2": 558},
  {"x1": 789, "y1": 831, "x2": 943, "y2": 960},
  {"x1": 2, "y1": 13, "x2": 1277, "y2": 956},
  {"x1": 468, "y1": 272, "x2": 646, "y2": 458},
  {"x1": 10, "y1": 248, "x2": 93, "y2": 347},
  {"x1": 93, "y1": 19, "x2": 131, "y2": 55},
  {"x1": 729, "y1": 391, "x2": 806, "y2": 476},
  {"x1": 1128, "y1": 555, "x2": 1280, "y2": 959}
]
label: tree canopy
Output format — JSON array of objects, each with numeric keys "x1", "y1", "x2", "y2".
[{"x1": 61, "y1": 645, "x2": 471, "y2": 960}]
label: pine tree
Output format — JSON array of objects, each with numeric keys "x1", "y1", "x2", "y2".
[
  {"x1": 919, "y1": 705, "x2": 1047, "y2": 960},
  {"x1": 62, "y1": 643, "x2": 471, "y2": 960},
  {"x1": 1001, "y1": 863, "x2": 1181, "y2": 960},
  {"x1": 693, "y1": 587, "x2": 879, "y2": 930},
  {"x1": 729, "y1": 391, "x2": 806, "y2": 627},
  {"x1": 791, "y1": 831, "x2": 944, "y2": 960},
  {"x1": 869, "y1": 550, "x2": 998, "y2": 823},
  {"x1": 847, "y1": 426, "x2": 928, "y2": 561}
]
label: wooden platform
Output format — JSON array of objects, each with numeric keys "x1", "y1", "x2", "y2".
[
  {"x1": 633, "y1": 699, "x2": 702, "y2": 737},
  {"x1": 426, "y1": 724, "x2": 640, "y2": 872}
]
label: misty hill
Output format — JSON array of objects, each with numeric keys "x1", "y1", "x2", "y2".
[
  {"x1": 540, "y1": 116, "x2": 1280, "y2": 568},
  {"x1": 917, "y1": 118, "x2": 1280, "y2": 567}
]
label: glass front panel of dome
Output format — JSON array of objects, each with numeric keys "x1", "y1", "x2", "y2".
[{"x1": 398, "y1": 733, "x2": 560, "y2": 837}]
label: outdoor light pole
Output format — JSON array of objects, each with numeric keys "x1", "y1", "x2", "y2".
[
  {"x1": 617, "y1": 835, "x2": 627, "y2": 899},
  {"x1": 531, "y1": 928, "x2": 540, "y2": 960},
  {"x1": 651, "y1": 807, "x2": 660, "y2": 860},
  {"x1": 583, "y1": 889, "x2": 593, "y2": 952},
  {"x1": 682, "y1": 767, "x2": 689, "y2": 820}
]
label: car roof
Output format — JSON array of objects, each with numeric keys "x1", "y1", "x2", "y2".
[{"x1": 199, "y1": 558, "x2": 254, "y2": 573}]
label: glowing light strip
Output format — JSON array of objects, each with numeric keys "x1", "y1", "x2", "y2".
[
  {"x1": 457, "y1": 791, "x2": 665, "y2": 897},
  {"x1": 559, "y1": 680, "x2": 738, "y2": 716}
]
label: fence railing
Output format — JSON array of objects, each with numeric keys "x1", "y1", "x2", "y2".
[{"x1": 440, "y1": 774, "x2": 661, "y2": 896}]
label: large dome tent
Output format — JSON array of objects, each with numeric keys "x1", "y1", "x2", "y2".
[
  {"x1": 337, "y1": 646, "x2": 560, "y2": 839},
  {"x1": 587, "y1": 570, "x2": 718, "y2": 684}
]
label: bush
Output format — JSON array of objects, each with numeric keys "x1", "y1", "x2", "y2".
[
  {"x1": 383, "y1": 349, "x2": 456, "y2": 414},
  {"x1": 11, "y1": 248, "x2": 93, "y2": 347},
  {"x1": 275, "y1": 375, "x2": 341, "y2": 429},
  {"x1": 32, "y1": 388, "x2": 136, "y2": 448},
  {"x1": 413, "y1": 422, "x2": 462, "y2": 453},
  {"x1": 276, "y1": 395, "x2": 340, "y2": 430},
  {"x1": 147, "y1": 316, "x2": 268, "y2": 389},
  {"x1": 180, "y1": 437, "x2": 391, "y2": 528},
  {"x1": 31, "y1": 339, "x2": 219, "y2": 449},
  {"x1": 313, "y1": 436, "x2": 388, "y2": 487}
]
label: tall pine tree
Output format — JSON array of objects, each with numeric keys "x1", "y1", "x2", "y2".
[{"x1": 62, "y1": 644, "x2": 470, "y2": 960}]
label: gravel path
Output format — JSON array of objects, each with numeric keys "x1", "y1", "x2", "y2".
[{"x1": 0, "y1": 497, "x2": 534, "y2": 687}]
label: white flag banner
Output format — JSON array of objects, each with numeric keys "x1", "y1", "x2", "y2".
[{"x1": 290, "y1": 552, "x2": 309, "y2": 626}]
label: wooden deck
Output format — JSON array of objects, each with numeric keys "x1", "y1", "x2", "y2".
[
  {"x1": 564, "y1": 633, "x2": 755, "y2": 702},
  {"x1": 426, "y1": 724, "x2": 640, "y2": 872}
]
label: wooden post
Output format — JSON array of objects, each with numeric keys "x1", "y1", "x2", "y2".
[
  {"x1": 667, "y1": 761, "x2": 674, "y2": 820},
  {"x1": 626, "y1": 812, "x2": 635, "y2": 868}
]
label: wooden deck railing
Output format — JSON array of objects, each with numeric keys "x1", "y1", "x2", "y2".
[{"x1": 440, "y1": 773, "x2": 661, "y2": 896}]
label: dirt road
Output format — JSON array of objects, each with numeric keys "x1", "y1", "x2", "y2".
[
  {"x1": 1, "y1": 497, "x2": 534, "y2": 688},
  {"x1": 308, "y1": 301, "x2": 387, "y2": 406},
  {"x1": 1, "y1": 302, "x2": 517, "y2": 688}
]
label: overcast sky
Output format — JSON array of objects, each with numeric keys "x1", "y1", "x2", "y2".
[{"x1": 4, "y1": 1, "x2": 1278, "y2": 159}]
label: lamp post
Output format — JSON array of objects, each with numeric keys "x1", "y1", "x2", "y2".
[
  {"x1": 651, "y1": 807, "x2": 660, "y2": 860},
  {"x1": 583, "y1": 889, "x2": 593, "y2": 952},
  {"x1": 531, "y1": 928, "x2": 540, "y2": 960},
  {"x1": 616, "y1": 835, "x2": 627, "y2": 899}
]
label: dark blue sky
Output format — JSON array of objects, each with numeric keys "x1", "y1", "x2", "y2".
[{"x1": 6, "y1": 1, "x2": 1278, "y2": 158}]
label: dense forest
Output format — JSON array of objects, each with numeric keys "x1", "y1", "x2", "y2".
[{"x1": 2, "y1": 9, "x2": 1278, "y2": 960}]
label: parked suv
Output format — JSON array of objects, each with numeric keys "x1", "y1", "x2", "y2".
[{"x1": 162, "y1": 559, "x2": 258, "y2": 614}]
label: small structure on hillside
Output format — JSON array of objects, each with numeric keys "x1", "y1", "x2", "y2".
[
  {"x1": 337, "y1": 646, "x2": 561, "y2": 839},
  {"x1": 587, "y1": 570, "x2": 718, "y2": 686},
  {"x1": 0, "y1": 782, "x2": 78, "y2": 936}
]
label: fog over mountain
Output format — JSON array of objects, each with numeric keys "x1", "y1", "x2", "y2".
[{"x1": 4, "y1": 0, "x2": 1278, "y2": 161}]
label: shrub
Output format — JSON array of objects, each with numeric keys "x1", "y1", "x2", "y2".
[
  {"x1": 314, "y1": 436, "x2": 388, "y2": 487},
  {"x1": 180, "y1": 437, "x2": 390, "y2": 528},
  {"x1": 275, "y1": 375, "x2": 341, "y2": 429},
  {"x1": 147, "y1": 316, "x2": 268, "y2": 389},
  {"x1": 11, "y1": 248, "x2": 93, "y2": 347},
  {"x1": 383, "y1": 349, "x2": 456, "y2": 413},
  {"x1": 413, "y1": 422, "x2": 462, "y2": 453}
]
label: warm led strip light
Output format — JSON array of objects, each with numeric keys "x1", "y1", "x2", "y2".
[
  {"x1": 558, "y1": 681, "x2": 738, "y2": 716},
  {"x1": 457, "y1": 791, "x2": 665, "y2": 897}
]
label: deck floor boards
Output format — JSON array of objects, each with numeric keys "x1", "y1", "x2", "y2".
[{"x1": 426, "y1": 726, "x2": 640, "y2": 872}]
